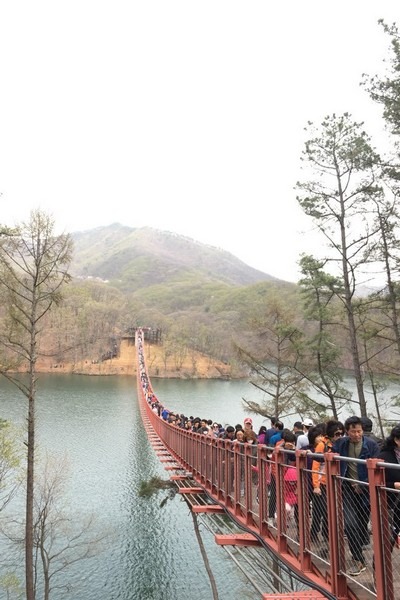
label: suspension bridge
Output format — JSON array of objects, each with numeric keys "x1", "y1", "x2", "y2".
[{"x1": 136, "y1": 329, "x2": 398, "y2": 600}]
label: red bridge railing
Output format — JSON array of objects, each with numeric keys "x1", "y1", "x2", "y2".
[{"x1": 136, "y1": 331, "x2": 399, "y2": 600}]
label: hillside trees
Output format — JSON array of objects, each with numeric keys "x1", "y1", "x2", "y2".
[
  {"x1": 46, "y1": 281, "x2": 129, "y2": 366},
  {"x1": 0, "y1": 210, "x2": 72, "y2": 600},
  {"x1": 296, "y1": 113, "x2": 383, "y2": 417}
]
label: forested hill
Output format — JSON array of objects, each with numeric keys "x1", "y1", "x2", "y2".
[
  {"x1": 70, "y1": 224, "x2": 280, "y2": 290},
  {"x1": 29, "y1": 222, "x2": 297, "y2": 380}
]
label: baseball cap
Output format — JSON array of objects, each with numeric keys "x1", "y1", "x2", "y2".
[
  {"x1": 244, "y1": 417, "x2": 252, "y2": 424},
  {"x1": 302, "y1": 418, "x2": 314, "y2": 427}
]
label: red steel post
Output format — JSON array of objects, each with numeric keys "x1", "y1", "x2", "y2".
[
  {"x1": 296, "y1": 449, "x2": 312, "y2": 572},
  {"x1": 367, "y1": 458, "x2": 393, "y2": 600},
  {"x1": 325, "y1": 453, "x2": 347, "y2": 600},
  {"x1": 275, "y1": 446, "x2": 288, "y2": 555}
]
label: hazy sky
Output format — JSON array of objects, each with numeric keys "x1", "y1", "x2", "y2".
[{"x1": 0, "y1": 1, "x2": 399, "y2": 282}]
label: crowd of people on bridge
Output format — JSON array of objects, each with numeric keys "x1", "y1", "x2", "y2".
[{"x1": 136, "y1": 329, "x2": 400, "y2": 579}]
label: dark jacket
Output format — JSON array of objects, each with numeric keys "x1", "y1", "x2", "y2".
[
  {"x1": 378, "y1": 448, "x2": 400, "y2": 491},
  {"x1": 378, "y1": 447, "x2": 400, "y2": 537},
  {"x1": 333, "y1": 435, "x2": 380, "y2": 481},
  {"x1": 364, "y1": 431, "x2": 383, "y2": 448}
]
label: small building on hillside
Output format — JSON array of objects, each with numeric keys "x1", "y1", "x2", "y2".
[{"x1": 123, "y1": 327, "x2": 162, "y2": 345}]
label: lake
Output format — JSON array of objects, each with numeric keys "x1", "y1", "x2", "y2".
[{"x1": 0, "y1": 375, "x2": 265, "y2": 600}]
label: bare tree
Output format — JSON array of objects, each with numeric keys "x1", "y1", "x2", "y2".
[
  {"x1": 0, "y1": 210, "x2": 72, "y2": 600},
  {"x1": 32, "y1": 455, "x2": 108, "y2": 600},
  {"x1": 2, "y1": 454, "x2": 109, "y2": 600}
]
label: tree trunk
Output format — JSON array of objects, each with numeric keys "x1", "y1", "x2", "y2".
[
  {"x1": 337, "y1": 175, "x2": 367, "y2": 416},
  {"x1": 191, "y1": 511, "x2": 219, "y2": 600},
  {"x1": 346, "y1": 308, "x2": 367, "y2": 416},
  {"x1": 25, "y1": 391, "x2": 35, "y2": 600},
  {"x1": 379, "y1": 211, "x2": 400, "y2": 357},
  {"x1": 26, "y1": 292, "x2": 38, "y2": 600}
]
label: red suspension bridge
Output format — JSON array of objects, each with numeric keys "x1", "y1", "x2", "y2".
[{"x1": 136, "y1": 330, "x2": 399, "y2": 600}]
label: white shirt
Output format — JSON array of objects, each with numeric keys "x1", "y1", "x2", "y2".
[{"x1": 296, "y1": 433, "x2": 309, "y2": 450}]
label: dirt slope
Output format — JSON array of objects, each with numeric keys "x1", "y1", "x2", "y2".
[{"x1": 35, "y1": 339, "x2": 232, "y2": 379}]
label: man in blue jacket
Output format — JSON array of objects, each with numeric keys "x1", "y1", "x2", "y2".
[
  {"x1": 269, "y1": 420, "x2": 284, "y2": 447},
  {"x1": 333, "y1": 416, "x2": 380, "y2": 577}
]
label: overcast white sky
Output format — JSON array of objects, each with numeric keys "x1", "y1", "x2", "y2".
[{"x1": 0, "y1": 1, "x2": 399, "y2": 282}]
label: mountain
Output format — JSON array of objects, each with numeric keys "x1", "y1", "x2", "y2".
[{"x1": 70, "y1": 223, "x2": 280, "y2": 290}]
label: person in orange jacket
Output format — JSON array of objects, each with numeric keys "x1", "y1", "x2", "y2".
[{"x1": 311, "y1": 420, "x2": 344, "y2": 544}]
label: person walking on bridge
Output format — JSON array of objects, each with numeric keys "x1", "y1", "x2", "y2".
[
  {"x1": 360, "y1": 416, "x2": 383, "y2": 448},
  {"x1": 377, "y1": 424, "x2": 400, "y2": 553},
  {"x1": 333, "y1": 416, "x2": 380, "y2": 576},
  {"x1": 265, "y1": 417, "x2": 278, "y2": 446},
  {"x1": 296, "y1": 418, "x2": 314, "y2": 450},
  {"x1": 243, "y1": 417, "x2": 257, "y2": 444},
  {"x1": 311, "y1": 421, "x2": 343, "y2": 547}
]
